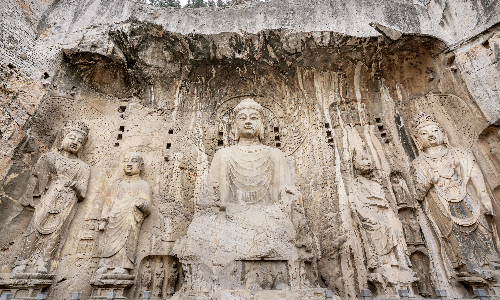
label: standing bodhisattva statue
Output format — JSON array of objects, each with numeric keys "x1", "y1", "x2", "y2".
[
  {"x1": 411, "y1": 111, "x2": 500, "y2": 280},
  {"x1": 96, "y1": 152, "x2": 151, "y2": 275},
  {"x1": 13, "y1": 120, "x2": 90, "y2": 274}
]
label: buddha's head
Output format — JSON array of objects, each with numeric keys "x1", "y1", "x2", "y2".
[
  {"x1": 59, "y1": 120, "x2": 90, "y2": 155},
  {"x1": 123, "y1": 152, "x2": 144, "y2": 176},
  {"x1": 412, "y1": 111, "x2": 448, "y2": 151},
  {"x1": 233, "y1": 98, "x2": 265, "y2": 142},
  {"x1": 353, "y1": 149, "x2": 374, "y2": 176}
]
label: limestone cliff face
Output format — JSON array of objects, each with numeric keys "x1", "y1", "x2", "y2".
[{"x1": 1, "y1": 0, "x2": 500, "y2": 299}]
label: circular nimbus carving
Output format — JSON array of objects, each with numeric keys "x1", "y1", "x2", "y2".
[
  {"x1": 211, "y1": 95, "x2": 306, "y2": 156},
  {"x1": 403, "y1": 93, "x2": 479, "y2": 149},
  {"x1": 31, "y1": 96, "x2": 113, "y2": 166}
]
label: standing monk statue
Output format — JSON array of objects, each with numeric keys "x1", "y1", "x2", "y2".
[
  {"x1": 411, "y1": 111, "x2": 500, "y2": 281},
  {"x1": 96, "y1": 152, "x2": 151, "y2": 275},
  {"x1": 12, "y1": 120, "x2": 90, "y2": 274}
]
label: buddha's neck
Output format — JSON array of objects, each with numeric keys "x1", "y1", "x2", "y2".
[
  {"x1": 60, "y1": 150, "x2": 78, "y2": 159},
  {"x1": 423, "y1": 144, "x2": 447, "y2": 155},
  {"x1": 237, "y1": 137, "x2": 261, "y2": 147},
  {"x1": 123, "y1": 174, "x2": 141, "y2": 182}
]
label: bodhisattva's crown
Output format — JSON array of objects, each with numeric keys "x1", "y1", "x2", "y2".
[
  {"x1": 62, "y1": 120, "x2": 90, "y2": 136},
  {"x1": 411, "y1": 111, "x2": 439, "y2": 133}
]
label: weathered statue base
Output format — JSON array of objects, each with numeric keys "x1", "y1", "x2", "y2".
[
  {"x1": 172, "y1": 287, "x2": 329, "y2": 300},
  {"x1": 173, "y1": 203, "x2": 321, "y2": 299},
  {"x1": 90, "y1": 274, "x2": 135, "y2": 299},
  {"x1": 0, "y1": 273, "x2": 54, "y2": 300},
  {"x1": 367, "y1": 265, "x2": 418, "y2": 298}
]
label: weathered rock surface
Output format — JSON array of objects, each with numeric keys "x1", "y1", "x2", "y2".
[{"x1": 2, "y1": 0, "x2": 500, "y2": 299}]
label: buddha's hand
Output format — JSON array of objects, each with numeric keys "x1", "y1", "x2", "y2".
[
  {"x1": 431, "y1": 170, "x2": 440, "y2": 185},
  {"x1": 135, "y1": 199, "x2": 148, "y2": 211},
  {"x1": 480, "y1": 193, "x2": 495, "y2": 216}
]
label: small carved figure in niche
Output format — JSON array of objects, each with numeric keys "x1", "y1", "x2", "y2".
[
  {"x1": 487, "y1": 135, "x2": 500, "y2": 164},
  {"x1": 390, "y1": 173, "x2": 412, "y2": 208},
  {"x1": 166, "y1": 262, "x2": 178, "y2": 297},
  {"x1": 141, "y1": 260, "x2": 152, "y2": 291},
  {"x1": 12, "y1": 120, "x2": 90, "y2": 274},
  {"x1": 96, "y1": 152, "x2": 152, "y2": 275},
  {"x1": 411, "y1": 112, "x2": 500, "y2": 280},
  {"x1": 153, "y1": 260, "x2": 165, "y2": 298},
  {"x1": 352, "y1": 147, "x2": 416, "y2": 287}
]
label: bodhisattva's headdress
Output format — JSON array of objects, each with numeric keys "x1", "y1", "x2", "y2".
[
  {"x1": 411, "y1": 111, "x2": 448, "y2": 150},
  {"x1": 125, "y1": 152, "x2": 145, "y2": 172},
  {"x1": 59, "y1": 120, "x2": 90, "y2": 148},
  {"x1": 233, "y1": 98, "x2": 265, "y2": 141}
]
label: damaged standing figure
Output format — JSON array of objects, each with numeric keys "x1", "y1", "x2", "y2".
[
  {"x1": 96, "y1": 152, "x2": 152, "y2": 275},
  {"x1": 411, "y1": 111, "x2": 500, "y2": 285},
  {"x1": 12, "y1": 120, "x2": 90, "y2": 274}
]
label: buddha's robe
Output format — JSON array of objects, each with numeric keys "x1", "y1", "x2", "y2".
[
  {"x1": 354, "y1": 176, "x2": 409, "y2": 270},
  {"x1": 412, "y1": 147, "x2": 500, "y2": 270},
  {"x1": 205, "y1": 145, "x2": 292, "y2": 206},
  {"x1": 99, "y1": 178, "x2": 151, "y2": 269},
  {"x1": 21, "y1": 151, "x2": 90, "y2": 264}
]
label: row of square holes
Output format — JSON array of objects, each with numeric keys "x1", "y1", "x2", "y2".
[{"x1": 115, "y1": 106, "x2": 127, "y2": 147}]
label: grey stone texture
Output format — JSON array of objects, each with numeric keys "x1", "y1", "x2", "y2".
[{"x1": 2, "y1": 0, "x2": 500, "y2": 299}]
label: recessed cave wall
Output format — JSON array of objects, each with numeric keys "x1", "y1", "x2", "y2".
[{"x1": 2, "y1": 0, "x2": 500, "y2": 298}]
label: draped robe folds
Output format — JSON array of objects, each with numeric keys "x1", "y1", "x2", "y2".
[
  {"x1": 174, "y1": 145, "x2": 306, "y2": 271},
  {"x1": 354, "y1": 176, "x2": 409, "y2": 270},
  {"x1": 21, "y1": 152, "x2": 90, "y2": 264},
  {"x1": 206, "y1": 145, "x2": 292, "y2": 205},
  {"x1": 412, "y1": 147, "x2": 500, "y2": 270},
  {"x1": 99, "y1": 178, "x2": 151, "y2": 269}
]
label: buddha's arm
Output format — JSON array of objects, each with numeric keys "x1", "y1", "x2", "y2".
[
  {"x1": 72, "y1": 163, "x2": 90, "y2": 201},
  {"x1": 470, "y1": 160, "x2": 494, "y2": 215},
  {"x1": 411, "y1": 162, "x2": 433, "y2": 201},
  {"x1": 135, "y1": 183, "x2": 152, "y2": 216}
]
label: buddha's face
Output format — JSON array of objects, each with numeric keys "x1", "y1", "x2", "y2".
[
  {"x1": 417, "y1": 124, "x2": 444, "y2": 149},
  {"x1": 123, "y1": 154, "x2": 142, "y2": 176},
  {"x1": 235, "y1": 108, "x2": 262, "y2": 139},
  {"x1": 61, "y1": 130, "x2": 85, "y2": 154},
  {"x1": 354, "y1": 152, "x2": 373, "y2": 175}
]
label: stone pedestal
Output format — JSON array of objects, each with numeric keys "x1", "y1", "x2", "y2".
[
  {"x1": 0, "y1": 273, "x2": 54, "y2": 300},
  {"x1": 90, "y1": 274, "x2": 135, "y2": 300}
]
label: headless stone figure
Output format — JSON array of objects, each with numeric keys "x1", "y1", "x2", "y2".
[{"x1": 96, "y1": 152, "x2": 151, "y2": 275}]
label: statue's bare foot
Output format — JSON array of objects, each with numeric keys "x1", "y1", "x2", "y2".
[
  {"x1": 36, "y1": 266, "x2": 48, "y2": 274},
  {"x1": 111, "y1": 267, "x2": 128, "y2": 275},
  {"x1": 11, "y1": 264, "x2": 26, "y2": 274}
]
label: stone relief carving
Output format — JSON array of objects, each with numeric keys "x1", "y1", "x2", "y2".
[
  {"x1": 96, "y1": 152, "x2": 152, "y2": 275},
  {"x1": 12, "y1": 120, "x2": 91, "y2": 274},
  {"x1": 172, "y1": 98, "x2": 321, "y2": 298},
  {"x1": 351, "y1": 143, "x2": 417, "y2": 294},
  {"x1": 411, "y1": 111, "x2": 500, "y2": 287}
]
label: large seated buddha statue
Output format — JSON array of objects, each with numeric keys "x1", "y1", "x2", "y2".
[{"x1": 173, "y1": 98, "x2": 320, "y2": 298}]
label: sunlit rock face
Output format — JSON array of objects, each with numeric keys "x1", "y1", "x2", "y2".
[{"x1": 2, "y1": 0, "x2": 500, "y2": 299}]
